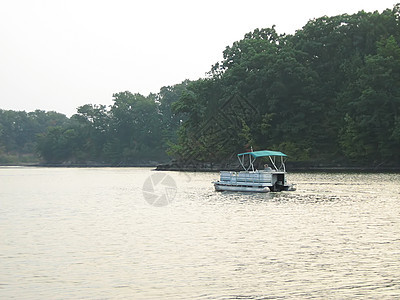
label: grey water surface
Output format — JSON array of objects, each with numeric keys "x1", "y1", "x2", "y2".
[{"x1": 1, "y1": 167, "x2": 399, "y2": 299}]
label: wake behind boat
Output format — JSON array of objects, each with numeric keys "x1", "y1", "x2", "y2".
[{"x1": 213, "y1": 150, "x2": 296, "y2": 193}]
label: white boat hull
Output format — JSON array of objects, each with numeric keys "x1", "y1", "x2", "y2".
[{"x1": 214, "y1": 183, "x2": 270, "y2": 193}]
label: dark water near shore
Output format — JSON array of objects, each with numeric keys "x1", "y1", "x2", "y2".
[{"x1": 1, "y1": 167, "x2": 399, "y2": 299}]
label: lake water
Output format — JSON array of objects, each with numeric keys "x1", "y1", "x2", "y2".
[{"x1": 1, "y1": 167, "x2": 400, "y2": 299}]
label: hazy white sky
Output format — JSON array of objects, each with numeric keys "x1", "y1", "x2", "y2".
[{"x1": 0, "y1": 0, "x2": 398, "y2": 116}]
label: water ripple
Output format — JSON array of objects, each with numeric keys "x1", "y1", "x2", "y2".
[{"x1": 0, "y1": 168, "x2": 399, "y2": 299}]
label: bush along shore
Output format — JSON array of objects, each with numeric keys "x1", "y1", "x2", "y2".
[{"x1": 0, "y1": 161, "x2": 161, "y2": 168}]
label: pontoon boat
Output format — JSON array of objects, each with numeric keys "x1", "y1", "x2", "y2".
[{"x1": 213, "y1": 150, "x2": 296, "y2": 192}]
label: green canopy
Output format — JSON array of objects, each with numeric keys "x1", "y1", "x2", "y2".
[{"x1": 237, "y1": 150, "x2": 287, "y2": 158}]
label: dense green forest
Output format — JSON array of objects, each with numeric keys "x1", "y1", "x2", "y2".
[
  {"x1": 0, "y1": 82, "x2": 189, "y2": 165},
  {"x1": 1, "y1": 5, "x2": 400, "y2": 166},
  {"x1": 0, "y1": 110, "x2": 70, "y2": 163}
]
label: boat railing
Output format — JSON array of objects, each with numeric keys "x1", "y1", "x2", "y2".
[{"x1": 220, "y1": 170, "x2": 277, "y2": 185}]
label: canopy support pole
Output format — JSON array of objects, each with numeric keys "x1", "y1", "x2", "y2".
[
  {"x1": 238, "y1": 155, "x2": 246, "y2": 170},
  {"x1": 269, "y1": 156, "x2": 278, "y2": 171},
  {"x1": 250, "y1": 156, "x2": 256, "y2": 172}
]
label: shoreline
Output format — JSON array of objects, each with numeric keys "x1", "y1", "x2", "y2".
[
  {"x1": 0, "y1": 163, "x2": 159, "y2": 168},
  {"x1": 155, "y1": 161, "x2": 400, "y2": 173},
  {"x1": 1, "y1": 162, "x2": 400, "y2": 172}
]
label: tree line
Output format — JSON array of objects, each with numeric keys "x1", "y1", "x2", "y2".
[
  {"x1": 0, "y1": 81, "x2": 189, "y2": 164},
  {"x1": 1, "y1": 5, "x2": 399, "y2": 166},
  {"x1": 171, "y1": 5, "x2": 400, "y2": 166},
  {"x1": 0, "y1": 109, "x2": 70, "y2": 163}
]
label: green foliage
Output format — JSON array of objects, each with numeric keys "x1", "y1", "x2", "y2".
[
  {"x1": 1, "y1": 80, "x2": 191, "y2": 165},
  {"x1": 169, "y1": 4, "x2": 400, "y2": 165},
  {"x1": 0, "y1": 109, "x2": 70, "y2": 163},
  {"x1": 33, "y1": 81, "x2": 190, "y2": 164}
]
